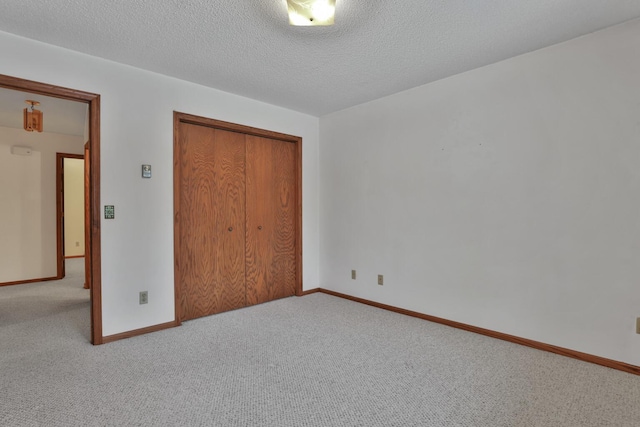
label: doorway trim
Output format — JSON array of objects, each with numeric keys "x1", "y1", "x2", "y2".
[
  {"x1": 173, "y1": 111, "x2": 303, "y2": 325},
  {"x1": 0, "y1": 74, "x2": 103, "y2": 344}
]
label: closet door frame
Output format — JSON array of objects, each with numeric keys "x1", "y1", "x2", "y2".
[{"x1": 173, "y1": 112, "x2": 303, "y2": 325}]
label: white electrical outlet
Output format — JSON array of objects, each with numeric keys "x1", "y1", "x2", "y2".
[{"x1": 139, "y1": 291, "x2": 148, "y2": 305}]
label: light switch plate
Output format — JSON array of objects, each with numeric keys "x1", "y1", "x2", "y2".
[
  {"x1": 142, "y1": 164, "x2": 151, "y2": 178},
  {"x1": 104, "y1": 205, "x2": 115, "y2": 219}
]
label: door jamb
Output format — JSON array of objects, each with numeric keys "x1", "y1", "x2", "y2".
[
  {"x1": 84, "y1": 142, "x2": 91, "y2": 290},
  {"x1": 0, "y1": 74, "x2": 103, "y2": 344}
]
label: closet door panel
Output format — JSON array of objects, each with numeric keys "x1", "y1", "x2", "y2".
[
  {"x1": 177, "y1": 124, "x2": 246, "y2": 320},
  {"x1": 245, "y1": 135, "x2": 297, "y2": 305}
]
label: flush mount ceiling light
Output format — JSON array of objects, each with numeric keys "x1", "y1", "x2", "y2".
[
  {"x1": 24, "y1": 100, "x2": 43, "y2": 133},
  {"x1": 286, "y1": 0, "x2": 336, "y2": 26}
]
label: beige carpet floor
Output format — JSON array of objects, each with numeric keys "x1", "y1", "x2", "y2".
[{"x1": 2, "y1": 259, "x2": 640, "y2": 426}]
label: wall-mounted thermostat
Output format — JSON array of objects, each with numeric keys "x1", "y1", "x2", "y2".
[{"x1": 142, "y1": 164, "x2": 152, "y2": 178}]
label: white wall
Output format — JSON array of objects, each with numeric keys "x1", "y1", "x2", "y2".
[
  {"x1": 0, "y1": 128, "x2": 84, "y2": 282},
  {"x1": 0, "y1": 31, "x2": 320, "y2": 336},
  {"x1": 64, "y1": 158, "x2": 85, "y2": 257},
  {"x1": 0, "y1": 145, "x2": 42, "y2": 281},
  {"x1": 320, "y1": 19, "x2": 640, "y2": 366}
]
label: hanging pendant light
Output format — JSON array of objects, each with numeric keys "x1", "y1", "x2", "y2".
[
  {"x1": 24, "y1": 100, "x2": 43, "y2": 132},
  {"x1": 286, "y1": 0, "x2": 336, "y2": 26}
]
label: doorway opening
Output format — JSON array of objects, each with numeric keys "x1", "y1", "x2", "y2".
[
  {"x1": 0, "y1": 74, "x2": 103, "y2": 344},
  {"x1": 56, "y1": 153, "x2": 88, "y2": 286}
]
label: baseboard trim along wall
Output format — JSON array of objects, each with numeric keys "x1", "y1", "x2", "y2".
[
  {"x1": 98, "y1": 288, "x2": 639, "y2": 375},
  {"x1": 298, "y1": 288, "x2": 322, "y2": 296},
  {"x1": 102, "y1": 320, "x2": 179, "y2": 344},
  {"x1": 310, "y1": 288, "x2": 640, "y2": 376},
  {"x1": 0, "y1": 276, "x2": 59, "y2": 287}
]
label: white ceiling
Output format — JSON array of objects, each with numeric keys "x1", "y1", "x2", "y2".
[
  {"x1": 1, "y1": 1, "x2": 640, "y2": 116},
  {"x1": 0, "y1": 87, "x2": 87, "y2": 137}
]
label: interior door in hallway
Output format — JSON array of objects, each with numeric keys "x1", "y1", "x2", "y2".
[
  {"x1": 176, "y1": 123, "x2": 247, "y2": 321},
  {"x1": 84, "y1": 141, "x2": 91, "y2": 289},
  {"x1": 245, "y1": 135, "x2": 297, "y2": 304}
]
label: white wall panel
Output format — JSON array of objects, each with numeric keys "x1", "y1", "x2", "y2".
[{"x1": 320, "y1": 19, "x2": 640, "y2": 365}]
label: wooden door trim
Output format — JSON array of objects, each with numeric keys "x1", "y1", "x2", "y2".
[
  {"x1": 56, "y1": 153, "x2": 84, "y2": 280},
  {"x1": 295, "y1": 130, "x2": 303, "y2": 297},
  {"x1": 176, "y1": 113, "x2": 301, "y2": 143},
  {"x1": 173, "y1": 111, "x2": 303, "y2": 325},
  {"x1": 0, "y1": 74, "x2": 103, "y2": 345}
]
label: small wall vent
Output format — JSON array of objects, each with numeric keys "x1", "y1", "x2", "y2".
[{"x1": 11, "y1": 146, "x2": 33, "y2": 156}]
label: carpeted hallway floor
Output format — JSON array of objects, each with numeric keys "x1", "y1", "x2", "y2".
[{"x1": 2, "y1": 259, "x2": 640, "y2": 426}]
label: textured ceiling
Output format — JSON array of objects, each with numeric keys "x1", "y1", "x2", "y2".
[{"x1": 1, "y1": 1, "x2": 640, "y2": 116}]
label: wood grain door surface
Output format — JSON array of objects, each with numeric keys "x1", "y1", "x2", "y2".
[
  {"x1": 176, "y1": 121, "x2": 297, "y2": 321},
  {"x1": 177, "y1": 123, "x2": 247, "y2": 321},
  {"x1": 245, "y1": 135, "x2": 297, "y2": 305}
]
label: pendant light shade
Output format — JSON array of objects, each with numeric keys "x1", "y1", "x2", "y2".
[
  {"x1": 24, "y1": 100, "x2": 43, "y2": 132},
  {"x1": 286, "y1": 0, "x2": 336, "y2": 26}
]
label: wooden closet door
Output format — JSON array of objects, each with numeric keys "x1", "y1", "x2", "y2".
[
  {"x1": 245, "y1": 135, "x2": 297, "y2": 305},
  {"x1": 176, "y1": 123, "x2": 246, "y2": 321}
]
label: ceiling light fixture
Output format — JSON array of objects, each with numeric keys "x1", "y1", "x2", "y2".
[
  {"x1": 286, "y1": 0, "x2": 336, "y2": 26},
  {"x1": 24, "y1": 100, "x2": 43, "y2": 132}
]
